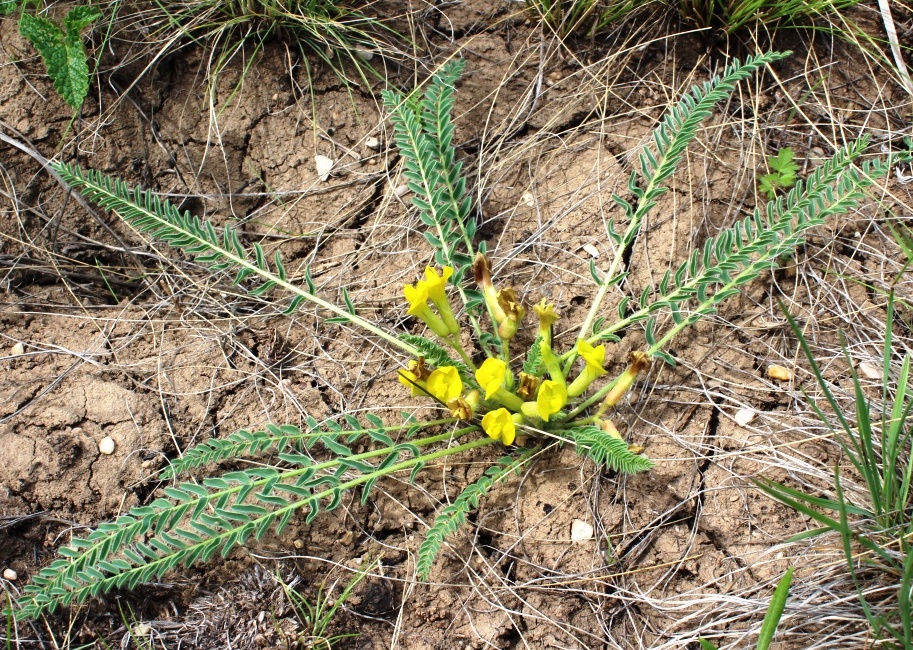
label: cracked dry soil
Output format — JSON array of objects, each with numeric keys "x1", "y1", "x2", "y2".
[{"x1": 2, "y1": 1, "x2": 911, "y2": 648}]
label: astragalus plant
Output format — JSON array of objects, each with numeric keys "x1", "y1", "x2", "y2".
[{"x1": 10, "y1": 50, "x2": 897, "y2": 621}]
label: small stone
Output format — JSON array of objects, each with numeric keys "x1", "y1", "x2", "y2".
[
  {"x1": 132, "y1": 624, "x2": 151, "y2": 637},
  {"x1": 141, "y1": 460, "x2": 153, "y2": 469},
  {"x1": 734, "y1": 408, "x2": 756, "y2": 427},
  {"x1": 10, "y1": 341, "x2": 24, "y2": 356},
  {"x1": 98, "y1": 436, "x2": 116, "y2": 455},
  {"x1": 293, "y1": 539, "x2": 304, "y2": 549},
  {"x1": 315, "y1": 155, "x2": 334, "y2": 182},
  {"x1": 521, "y1": 191, "x2": 535, "y2": 207},
  {"x1": 570, "y1": 519, "x2": 594, "y2": 543},
  {"x1": 354, "y1": 47, "x2": 374, "y2": 61},
  {"x1": 365, "y1": 136, "x2": 380, "y2": 150},
  {"x1": 393, "y1": 184, "x2": 409, "y2": 198},
  {"x1": 857, "y1": 361, "x2": 881, "y2": 380},
  {"x1": 767, "y1": 365, "x2": 792, "y2": 382},
  {"x1": 3, "y1": 568, "x2": 17, "y2": 581},
  {"x1": 582, "y1": 243, "x2": 600, "y2": 258}
]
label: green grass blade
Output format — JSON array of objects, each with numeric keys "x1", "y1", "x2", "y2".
[{"x1": 757, "y1": 567, "x2": 793, "y2": 650}]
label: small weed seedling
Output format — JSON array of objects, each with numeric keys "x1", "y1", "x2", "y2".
[
  {"x1": 8, "y1": 51, "x2": 899, "y2": 621},
  {"x1": 759, "y1": 147, "x2": 800, "y2": 200},
  {"x1": 2, "y1": 1, "x2": 100, "y2": 110},
  {"x1": 279, "y1": 562, "x2": 373, "y2": 650}
]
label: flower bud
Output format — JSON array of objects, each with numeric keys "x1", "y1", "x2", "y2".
[
  {"x1": 602, "y1": 351, "x2": 651, "y2": 409},
  {"x1": 533, "y1": 299, "x2": 559, "y2": 345}
]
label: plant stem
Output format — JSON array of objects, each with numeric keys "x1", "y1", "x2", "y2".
[{"x1": 447, "y1": 335, "x2": 477, "y2": 370}]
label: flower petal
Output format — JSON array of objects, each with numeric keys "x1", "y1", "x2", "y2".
[{"x1": 475, "y1": 357, "x2": 507, "y2": 399}]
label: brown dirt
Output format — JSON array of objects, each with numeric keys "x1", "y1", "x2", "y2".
[{"x1": 2, "y1": 1, "x2": 912, "y2": 648}]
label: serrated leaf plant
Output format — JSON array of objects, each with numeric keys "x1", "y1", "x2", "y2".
[
  {"x1": 9, "y1": 51, "x2": 899, "y2": 622},
  {"x1": 759, "y1": 147, "x2": 800, "y2": 199},
  {"x1": 3, "y1": 1, "x2": 101, "y2": 110}
]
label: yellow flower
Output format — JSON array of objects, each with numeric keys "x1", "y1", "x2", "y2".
[
  {"x1": 567, "y1": 340, "x2": 608, "y2": 398},
  {"x1": 475, "y1": 357, "x2": 507, "y2": 399},
  {"x1": 578, "y1": 340, "x2": 607, "y2": 372},
  {"x1": 423, "y1": 266, "x2": 460, "y2": 336},
  {"x1": 474, "y1": 357, "x2": 524, "y2": 411},
  {"x1": 398, "y1": 359, "x2": 430, "y2": 397},
  {"x1": 536, "y1": 379, "x2": 567, "y2": 422},
  {"x1": 404, "y1": 280, "x2": 451, "y2": 338},
  {"x1": 426, "y1": 366, "x2": 462, "y2": 403},
  {"x1": 481, "y1": 408, "x2": 516, "y2": 446},
  {"x1": 533, "y1": 299, "x2": 559, "y2": 344}
]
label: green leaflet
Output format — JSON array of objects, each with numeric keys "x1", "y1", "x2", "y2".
[
  {"x1": 576, "y1": 51, "x2": 792, "y2": 344},
  {"x1": 416, "y1": 450, "x2": 533, "y2": 580},
  {"x1": 398, "y1": 332, "x2": 473, "y2": 383},
  {"x1": 593, "y1": 137, "x2": 892, "y2": 356},
  {"x1": 383, "y1": 60, "x2": 493, "y2": 353},
  {"x1": 18, "y1": 5, "x2": 101, "y2": 110},
  {"x1": 564, "y1": 427, "x2": 654, "y2": 474}
]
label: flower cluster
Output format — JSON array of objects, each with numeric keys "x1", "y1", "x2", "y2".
[{"x1": 399, "y1": 256, "x2": 651, "y2": 447}]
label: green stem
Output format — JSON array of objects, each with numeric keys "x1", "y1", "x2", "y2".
[
  {"x1": 447, "y1": 335, "x2": 477, "y2": 371},
  {"x1": 563, "y1": 374, "x2": 623, "y2": 421},
  {"x1": 574, "y1": 216, "x2": 641, "y2": 353}
]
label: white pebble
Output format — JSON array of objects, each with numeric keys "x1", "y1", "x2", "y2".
[
  {"x1": 582, "y1": 243, "x2": 600, "y2": 258},
  {"x1": 98, "y1": 436, "x2": 116, "y2": 455},
  {"x1": 10, "y1": 341, "x2": 24, "y2": 356},
  {"x1": 315, "y1": 155, "x2": 334, "y2": 182},
  {"x1": 3, "y1": 568, "x2": 17, "y2": 581},
  {"x1": 365, "y1": 136, "x2": 380, "y2": 150},
  {"x1": 393, "y1": 184, "x2": 410, "y2": 198},
  {"x1": 354, "y1": 47, "x2": 374, "y2": 61},
  {"x1": 570, "y1": 519, "x2": 594, "y2": 543},
  {"x1": 857, "y1": 361, "x2": 881, "y2": 380},
  {"x1": 734, "y1": 408, "x2": 756, "y2": 427}
]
